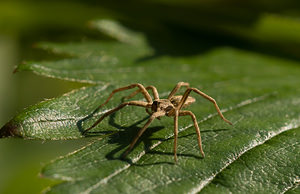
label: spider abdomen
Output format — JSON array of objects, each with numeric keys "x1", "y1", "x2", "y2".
[{"x1": 170, "y1": 95, "x2": 195, "y2": 107}]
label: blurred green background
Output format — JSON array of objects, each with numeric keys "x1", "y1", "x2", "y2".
[
  {"x1": 0, "y1": 1, "x2": 110, "y2": 193},
  {"x1": 1, "y1": 0, "x2": 300, "y2": 193}
]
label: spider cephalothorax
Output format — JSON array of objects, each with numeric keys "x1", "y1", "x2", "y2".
[
  {"x1": 151, "y1": 99, "x2": 174, "y2": 115},
  {"x1": 83, "y1": 82, "x2": 232, "y2": 162}
]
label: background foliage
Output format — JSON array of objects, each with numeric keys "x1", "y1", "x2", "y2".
[{"x1": 0, "y1": 0, "x2": 300, "y2": 193}]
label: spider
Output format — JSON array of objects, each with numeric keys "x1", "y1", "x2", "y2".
[{"x1": 83, "y1": 82, "x2": 232, "y2": 162}]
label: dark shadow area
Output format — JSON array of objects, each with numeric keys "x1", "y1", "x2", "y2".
[
  {"x1": 77, "y1": 96, "x2": 149, "y2": 135},
  {"x1": 104, "y1": 110, "x2": 167, "y2": 162},
  {"x1": 131, "y1": 128, "x2": 230, "y2": 166},
  {"x1": 77, "y1": 100, "x2": 165, "y2": 163},
  {"x1": 91, "y1": 0, "x2": 300, "y2": 62},
  {"x1": 105, "y1": 125, "x2": 165, "y2": 163},
  {"x1": 135, "y1": 21, "x2": 300, "y2": 63},
  {"x1": 76, "y1": 106, "x2": 102, "y2": 134},
  {"x1": 14, "y1": 0, "x2": 300, "y2": 64}
]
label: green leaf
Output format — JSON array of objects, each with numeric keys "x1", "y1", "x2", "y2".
[
  {"x1": 200, "y1": 128, "x2": 300, "y2": 193},
  {"x1": 42, "y1": 92, "x2": 300, "y2": 194},
  {"x1": 1, "y1": 19, "x2": 300, "y2": 193}
]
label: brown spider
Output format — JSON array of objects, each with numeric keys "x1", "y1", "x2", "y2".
[{"x1": 83, "y1": 82, "x2": 232, "y2": 162}]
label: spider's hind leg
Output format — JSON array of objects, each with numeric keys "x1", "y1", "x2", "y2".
[
  {"x1": 173, "y1": 110, "x2": 179, "y2": 163},
  {"x1": 122, "y1": 111, "x2": 165, "y2": 159}
]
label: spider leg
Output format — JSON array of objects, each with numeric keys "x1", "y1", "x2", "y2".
[
  {"x1": 125, "y1": 85, "x2": 159, "y2": 100},
  {"x1": 173, "y1": 110, "x2": 179, "y2": 163},
  {"x1": 83, "y1": 101, "x2": 150, "y2": 134},
  {"x1": 178, "y1": 88, "x2": 232, "y2": 125},
  {"x1": 124, "y1": 85, "x2": 158, "y2": 116},
  {"x1": 179, "y1": 110, "x2": 205, "y2": 158},
  {"x1": 168, "y1": 82, "x2": 190, "y2": 99},
  {"x1": 97, "y1": 84, "x2": 153, "y2": 111},
  {"x1": 122, "y1": 111, "x2": 165, "y2": 158}
]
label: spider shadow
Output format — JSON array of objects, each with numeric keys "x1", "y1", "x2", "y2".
[
  {"x1": 104, "y1": 112, "x2": 165, "y2": 162},
  {"x1": 76, "y1": 96, "x2": 143, "y2": 135},
  {"x1": 77, "y1": 102, "x2": 231, "y2": 165},
  {"x1": 131, "y1": 128, "x2": 230, "y2": 166},
  {"x1": 103, "y1": 117, "x2": 228, "y2": 165},
  {"x1": 77, "y1": 103, "x2": 166, "y2": 163},
  {"x1": 77, "y1": 106, "x2": 115, "y2": 136}
]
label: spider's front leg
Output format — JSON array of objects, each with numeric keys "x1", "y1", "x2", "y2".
[
  {"x1": 83, "y1": 83, "x2": 153, "y2": 134},
  {"x1": 122, "y1": 111, "x2": 165, "y2": 159},
  {"x1": 97, "y1": 84, "x2": 153, "y2": 110},
  {"x1": 123, "y1": 85, "x2": 159, "y2": 116},
  {"x1": 168, "y1": 82, "x2": 190, "y2": 99},
  {"x1": 83, "y1": 101, "x2": 150, "y2": 134},
  {"x1": 125, "y1": 85, "x2": 159, "y2": 100}
]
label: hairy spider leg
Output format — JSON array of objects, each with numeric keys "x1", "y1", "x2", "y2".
[
  {"x1": 83, "y1": 101, "x2": 150, "y2": 134},
  {"x1": 125, "y1": 85, "x2": 159, "y2": 100},
  {"x1": 168, "y1": 82, "x2": 190, "y2": 99},
  {"x1": 96, "y1": 84, "x2": 153, "y2": 111},
  {"x1": 178, "y1": 88, "x2": 232, "y2": 125},
  {"x1": 173, "y1": 110, "x2": 179, "y2": 162},
  {"x1": 179, "y1": 110, "x2": 205, "y2": 158},
  {"x1": 122, "y1": 111, "x2": 165, "y2": 158}
]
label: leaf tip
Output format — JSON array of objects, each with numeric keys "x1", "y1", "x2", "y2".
[
  {"x1": 13, "y1": 66, "x2": 19, "y2": 74},
  {"x1": 13, "y1": 62, "x2": 32, "y2": 73},
  {"x1": 0, "y1": 121, "x2": 23, "y2": 138}
]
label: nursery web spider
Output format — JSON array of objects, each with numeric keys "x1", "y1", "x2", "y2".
[{"x1": 83, "y1": 82, "x2": 232, "y2": 162}]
